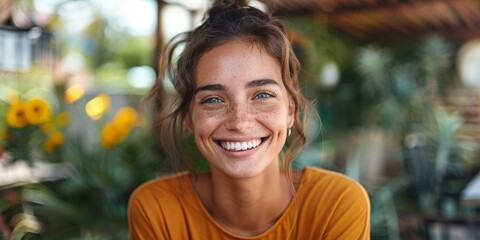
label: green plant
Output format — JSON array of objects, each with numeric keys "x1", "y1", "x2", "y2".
[
  {"x1": 21, "y1": 98, "x2": 164, "y2": 239},
  {"x1": 1, "y1": 83, "x2": 166, "y2": 239},
  {"x1": 354, "y1": 34, "x2": 479, "y2": 238}
]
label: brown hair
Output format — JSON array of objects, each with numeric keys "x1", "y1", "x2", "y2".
[{"x1": 147, "y1": 0, "x2": 313, "y2": 175}]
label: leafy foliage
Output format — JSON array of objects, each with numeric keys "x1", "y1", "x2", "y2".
[
  {"x1": 25, "y1": 129, "x2": 163, "y2": 239},
  {"x1": 354, "y1": 35, "x2": 478, "y2": 238}
]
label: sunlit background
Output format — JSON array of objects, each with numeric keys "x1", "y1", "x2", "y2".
[{"x1": 1, "y1": 0, "x2": 480, "y2": 239}]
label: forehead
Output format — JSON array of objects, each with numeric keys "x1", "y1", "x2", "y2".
[{"x1": 194, "y1": 40, "x2": 282, "y2": 86}]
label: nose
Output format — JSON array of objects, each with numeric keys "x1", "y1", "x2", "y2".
[{"x1": 224, "y1": 102, "x2": 254, "y2": 132}]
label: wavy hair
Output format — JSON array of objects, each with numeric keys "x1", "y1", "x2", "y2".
[{"x1": 146, "y1": 0, "x2": 313, "y2": 176}]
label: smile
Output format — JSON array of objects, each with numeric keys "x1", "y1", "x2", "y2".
[{"x1": 218, "y1": 138, "x2": 266, "y2": 151}]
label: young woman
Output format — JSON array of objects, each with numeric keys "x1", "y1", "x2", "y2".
[{"x1": 128, "y1": 0, "x2": 370, "y2": 239}]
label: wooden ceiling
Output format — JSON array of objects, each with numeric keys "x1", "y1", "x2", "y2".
[{"x1": 264, "y1": 0, "x2": 480, "y2": 42}]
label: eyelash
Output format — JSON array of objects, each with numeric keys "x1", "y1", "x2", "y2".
[
  {"x1": 254, "y1": 91, "x2": 276, "y2": 99},
  {"x1": 199, "y1": 91, "x2": 276, "y2": 104},
  {"x1": 200, "y1": 97, "x2": 223, "y2": 104}
]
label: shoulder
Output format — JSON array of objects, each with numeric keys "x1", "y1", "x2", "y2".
[
  {"x1": 297, "y1": 167, "x2": 371, "y2": 239},
  {"x1": 299, "y1": 167, "x2": 370, "y2": 214},
  {"x1": 129, "y1": 172, "x2": 191, "y2": 210},
  {"x1": 128, "y1": 173, "x2": 194, "y2": 239},
  {"x1": 303, "y1": 167, "x2": 369, "y2": 199}
]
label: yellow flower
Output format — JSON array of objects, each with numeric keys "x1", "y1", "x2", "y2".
[
  {"x1": 41, "y1": 122, "x2": 55, "y2": 133},
  {"x1": 50, "y1": 131, "x2": 65, "y2": 145},
  {"x1": 100, "y1": 122, "x2": 123, "y2": 148},
  {"x1": 100, "y1": 107, "x2": 138, "y2": 148},
  {"x1": 55, "y1": 112, "x2": 70, "y2": 127},
  {"x1": 43, "y1": 139, "x2": 55, "y2": 153},
  {"x1": 6, "y1": 101, "x2": 28, "y2": 128},
  {"x1": 24, "y1": 98, "x2": 51, "y2": 125},
  {"x1": 43, "y1": 131, "x2": 64, "y2": 153},
  {"x1": 113, "y1": 107, "x2": 138, "y2": 133}
]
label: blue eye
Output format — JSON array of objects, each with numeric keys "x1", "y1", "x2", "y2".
[
  {"x1": 201, "y1": 97, "x2": 223, "y2": 104},
  {"x1": 254, "y1": 92, "x2": 275, "y2": 99}
]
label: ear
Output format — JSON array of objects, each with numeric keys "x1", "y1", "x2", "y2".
[
  {"x1": 287, "y1": 98, "x2": 295, "y2": 129},
  {"x1": 185, "y1": 112, "x2": 193, "y2": 133}
]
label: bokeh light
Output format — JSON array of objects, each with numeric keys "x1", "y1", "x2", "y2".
[
  {"x1": 65, "y1": 84, "x2": 85, "y2": 103},
  {"x1": 85, "y1": 93, "x2": 110, "y2": 120},
  {"x1": 127, "y1": 66, "x2": 156, "y2": 89}
]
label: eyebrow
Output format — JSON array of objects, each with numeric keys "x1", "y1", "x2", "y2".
[
  {"x1": 246, "y1": 79, "x2": 279, "y2": 88},
  {"x1": 195, "y1": 84, "x2": 226, "y2": 94},
  {"x1": 194, "y1": 78, "x2": 279, "y2": 94}
]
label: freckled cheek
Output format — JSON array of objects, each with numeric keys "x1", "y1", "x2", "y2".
[
  {"x1": 190, "y1": 104, "x2": 288, "y2": 132},
  {"x1": 252, "y1": 106, "x2": 290, "y2": 133},
  {"x1": 191, "y1": 109, "x2": 226, "y2": 134},
  {"x1": 256, "y1": 104, "x2": 287, "y2": 120}
]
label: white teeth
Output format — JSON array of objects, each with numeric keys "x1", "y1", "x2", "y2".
[
  {"x1": 241, "y1": 142, "x2": 247, "y2": 150},
  {"x1": 220, "y1": 139, "x2": 262, "y2": 151}
]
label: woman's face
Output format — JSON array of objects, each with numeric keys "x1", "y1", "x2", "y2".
[{"x1": 186, "y1": 40, "x2": 294, "y2": 179}]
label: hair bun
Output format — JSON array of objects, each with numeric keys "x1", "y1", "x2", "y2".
[{"x1": 208, "y1": 0, "x2": 249, "y2": 17}]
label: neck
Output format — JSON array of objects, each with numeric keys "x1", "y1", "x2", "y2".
[{"x1": 195, "y1": 166, "x2": 295, "y2": 237}]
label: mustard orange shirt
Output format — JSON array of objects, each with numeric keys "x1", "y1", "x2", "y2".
[{"x1": 128, "y1": 167, "x2": 370, "y2": 239}]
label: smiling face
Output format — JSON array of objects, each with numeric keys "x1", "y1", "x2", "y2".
[{"x1": 186, "y1": 40, "x2": 294, "y2": 179}]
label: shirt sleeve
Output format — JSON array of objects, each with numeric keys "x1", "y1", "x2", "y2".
[
  {"x1": 128, "y1": 187, "x2": 169, "y2": 240},
  {"x1": 326, "y1": 181, "x2": 371, "y2": 240}
]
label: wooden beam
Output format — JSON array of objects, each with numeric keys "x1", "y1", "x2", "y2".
[
  {"x1": 397, "y1": 4, "x2": 428, "y2": 31},
  {"x1": 376, "y1": 6, "x2": 412, "y2": 34},
  {"x1": 274, "y1": 0, "x2": 480, "y2": 41},
  {"x1": 430, "y1": 1, "x2": 461, "y2": 28},
  {"x1": 412, "y1": 1, "x2": 447, "y2": 30},
  {"x1": 441, "y1": 27, "x2": 480, "y2": 41},
  {"x1": 360, "y1": 25, "x2": 480, "y2": 41},
  {"x1": 452, "y1": 0, "x2": 480, "y2": 28}
]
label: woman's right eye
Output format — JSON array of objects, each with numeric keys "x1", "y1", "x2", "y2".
[{"x1": 201, "y1": 97, "x2": 223, "y2": 104}]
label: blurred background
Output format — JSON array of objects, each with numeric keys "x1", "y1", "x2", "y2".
[{"x1": 1, "y1": 0, "x2": 480, "y2": 239}]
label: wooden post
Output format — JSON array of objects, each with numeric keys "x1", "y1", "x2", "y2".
[
  {"x1": 154, "y1": 0, "x2": 166, "y2": 75},
  {"x1": 0, "y1": 0, "x2": 13, "y2": 25}
]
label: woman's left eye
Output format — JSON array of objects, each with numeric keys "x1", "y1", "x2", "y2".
[{"x1": 254, "y1": 92, "x2": 275, "y2": 99}]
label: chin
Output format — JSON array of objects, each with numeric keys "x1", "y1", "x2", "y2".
[{"x1": 217, "y1": 159, "x2": 277, "y2": 179}]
